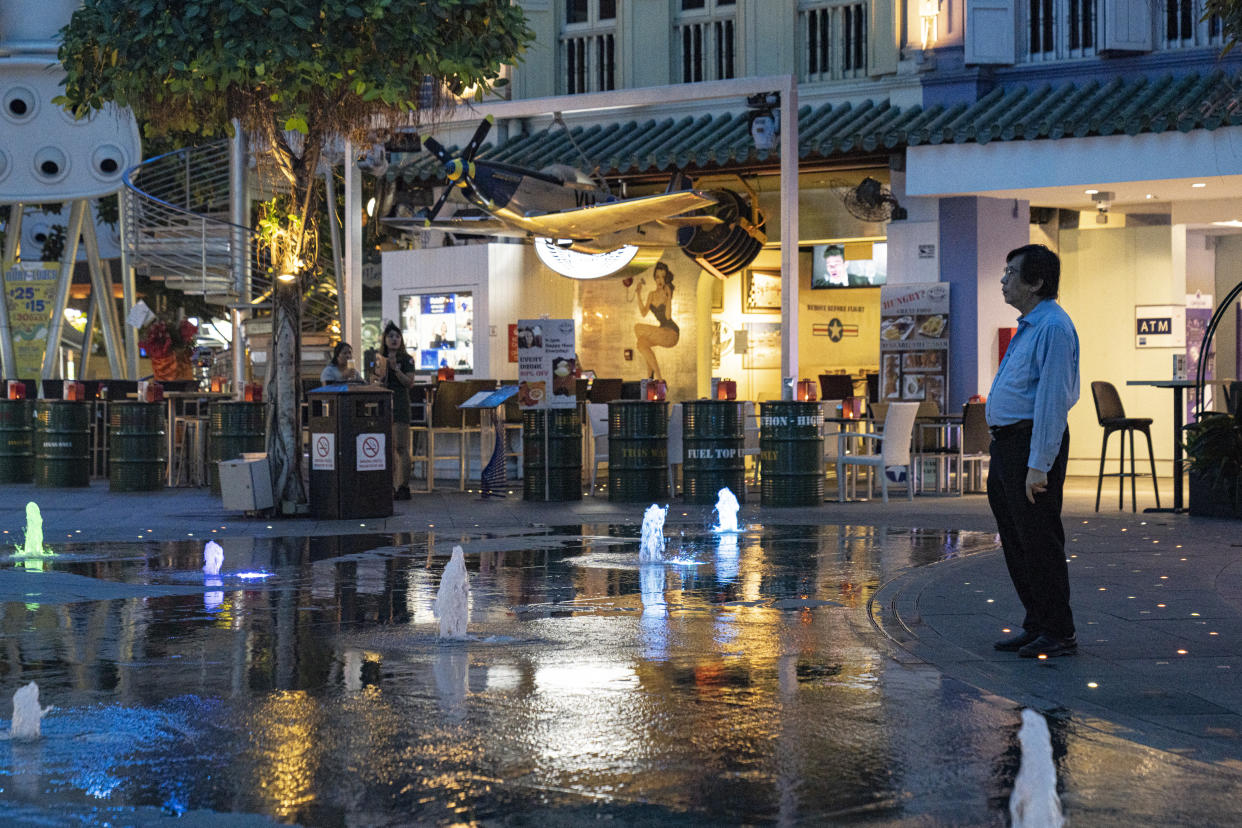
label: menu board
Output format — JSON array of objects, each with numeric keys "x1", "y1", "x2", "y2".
[
  {"x1": 399, "y1": 291, "x2": 473, "y2": 375},
  {"x1": 879, "y1": 283, "x2": 950, "y2": 412},
  {"x1": 517, "y1": 318, "x2": 576, "y2": 409}
]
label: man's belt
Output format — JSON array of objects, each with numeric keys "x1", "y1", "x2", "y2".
[{"x1": 989, "y1": 419, "x2": 1033, "y2": 440}]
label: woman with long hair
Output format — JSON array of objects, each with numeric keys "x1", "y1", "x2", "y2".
[
  {"x1": 371, "y1": 321, "x2": 416, "y2": 500},
  {"x1": 634, "y1": 262, "x2": 679, "y2": 380}
]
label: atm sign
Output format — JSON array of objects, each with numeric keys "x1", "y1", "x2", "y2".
[{"x1": 1136, "y1": 317, "x2": 1171, "y2": 336}]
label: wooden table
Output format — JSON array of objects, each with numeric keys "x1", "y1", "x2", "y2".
[{"x1": 162, "y1": 391, "x2": 233, "y2": 486}]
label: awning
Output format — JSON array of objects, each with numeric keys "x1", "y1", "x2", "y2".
[{"x1": 391, "y1": 70, "x2": 1242, "y2": 185}]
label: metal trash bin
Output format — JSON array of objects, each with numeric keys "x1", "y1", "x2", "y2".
[
  {"x1": 308, "y1": 387, "x2": 393, "y2": 519},
  {"x1": 208, "y1": 401, "x2": 266, "y2": 495},
  {"x1": 682, "y1": 400, "x2": 744, "y2": 504},
  {"x1": 759, "y1": 401, "x2": 823, "y2": 506},
  {"x1": 608, "y1": 400, "x2": 667, "y2": 502},
  {"x1": 0, "y1": 399, "x2": 33, "y2": 483},
  {"x1": 522, "y1": 409, "x2": 582, "y2": 501},
  {"x1": 108, "y1": 402, "x2": 166, "y2": 491},
  {"x1": 34, "y1": 400, "x2": 90, "y2": 487}
]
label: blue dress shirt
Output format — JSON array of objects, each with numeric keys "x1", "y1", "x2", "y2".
[{"x1": 986, "y1": 299, "x2": 1080, "y2": 472}]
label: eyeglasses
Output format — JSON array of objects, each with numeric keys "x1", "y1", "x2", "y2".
[{"x1": 1002, "y1": 266, "x2": 1020, "y2": 278}]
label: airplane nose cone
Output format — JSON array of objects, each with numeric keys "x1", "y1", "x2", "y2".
[{"x1": 446, "y1": 159, "x2": 465, "y2": 182}]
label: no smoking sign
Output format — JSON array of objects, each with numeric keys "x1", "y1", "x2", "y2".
[
  {"x1": 311, "y1": 433, "x2": 335, "y2": 470},
  {"x1": 356, "y1": 432, "x2": 386, "y2": 472}
]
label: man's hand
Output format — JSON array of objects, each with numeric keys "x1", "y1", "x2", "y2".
[{"x1": 1025, "y1": 467, "x2": 1048, "y2": 503}]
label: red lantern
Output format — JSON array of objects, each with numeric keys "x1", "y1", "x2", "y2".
[
  {"x1": 796, "y1": 379, "x2": 817, "y2": 402},
  {"x1": 244, "y1": 382, "x2": 263, "y2": 402},
  {"x1": 716, "y1": 379, "x2": 737, "y2": 401},
  {"x1": 437, "y1": 366, "x2": 456, "y2": 381},
  {"x1": 645, "y1": 379, "x2": 666, "y2": 401},
  {"x1": 64, "y1": 381, "x2": 86, "y2": 401},
  {"x1": 7, "y1": 381, "x2": 25, "y2": 400}
]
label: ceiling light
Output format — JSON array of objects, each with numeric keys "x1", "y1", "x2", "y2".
[
  {"x1": 1084, "y1": 188, "x2": 1099, "y2": 195},
  {"x1": 1211, "y1": 220, "x2": 1242, "y2": 227},
  {"x1": 1192, "y1": 182, "x2": 1207, "y2": 188},
  {"x1": 533, "y1": 237, "x2": 641, "y2": 279},
  {"x1": 1145, "y1": 194, "x2": 1155, "y2": 199}
]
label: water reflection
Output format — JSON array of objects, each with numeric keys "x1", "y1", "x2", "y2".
[{"x1": 0, "y1": 524, "x2": 1238, "y2": 825}]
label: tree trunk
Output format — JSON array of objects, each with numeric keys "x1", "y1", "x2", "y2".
[{"x1": 265, "y1": 277, "x2": 305, "y2": 513}]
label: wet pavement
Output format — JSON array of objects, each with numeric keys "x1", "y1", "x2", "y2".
[{"x1": 0, "y1": 480, "x2": 1240, "y2": 825}]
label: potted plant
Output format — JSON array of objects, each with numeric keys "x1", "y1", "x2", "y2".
[
  {"x1": 1184, "y1": 411, "x2": 1242, "y2": 518},
  {"x1": 139, "y1": 315, "x2": 198, "y2": 381}
]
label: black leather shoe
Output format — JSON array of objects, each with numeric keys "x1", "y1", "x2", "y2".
[
  {"x1": 1018, "y1": 634, "x2": 1077, "y2": 658},
  {"x1": 994, "y1": 629, "x2": 1041, "y2": 651}
]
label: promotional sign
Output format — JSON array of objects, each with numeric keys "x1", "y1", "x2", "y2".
[
  {"x1": 517, "y1": 318, "x2": 576, "y2": 409},
  {"x1": 3, "y1": 261, "x2": 58, "y2": 378},
  {"x1": 1135, "y1": 304, "x2": 1186, "y2": 348},
  {"x1": 879, "y1": 283, "x2": 951, "y2": 412}
]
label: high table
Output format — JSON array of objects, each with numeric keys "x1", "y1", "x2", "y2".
[
  {"x1": 161, "y1": 391, "x2": 233, "y2": 486},
  {"x1": 1125, "y1": 379, "x2": 1194, "y2": 513}
]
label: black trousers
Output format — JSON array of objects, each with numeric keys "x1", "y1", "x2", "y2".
[{"x1": 987, "y1": 425, "x2": 1074, "y2": 640}]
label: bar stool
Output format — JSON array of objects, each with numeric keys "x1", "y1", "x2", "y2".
[{"x1": 1091, "y1": 381, "x2": 1159, "y2": 512}]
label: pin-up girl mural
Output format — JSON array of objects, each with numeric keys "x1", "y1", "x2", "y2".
[{"x1": 634, "y1": 262, "x2": 679, "y2": 380}]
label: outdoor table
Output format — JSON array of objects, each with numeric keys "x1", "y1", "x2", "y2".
[
  {"x1": 823, "y1": 416, "x2": 874, "y2": 496},
  {"x1": 160, "y1": 391, "x2": 233, "y2": 486},
  {"x1": 1125, "y1": 379, "x2": 1195, "y2": 513},
  {"x1": 912, "y1": 414, "x2": 964, "y2": 495}
]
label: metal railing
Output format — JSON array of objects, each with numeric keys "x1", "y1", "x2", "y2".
[{"x1": 123, "y1": 141, "x2": 338, "y2": 331}]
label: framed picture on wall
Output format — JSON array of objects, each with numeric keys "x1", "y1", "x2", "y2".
[
  {"x1": 743, "y1": 268, "x2": 781, "y2": 313},
  {"x1": 711, "y1": 277, "x2": 724, "y2": 311},
  {"x1": 743, "y1": 322, "x2": 781, "y2": 369}
]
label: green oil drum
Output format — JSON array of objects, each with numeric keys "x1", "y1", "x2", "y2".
[
  {"x1": 108, "y1": 402, "x2": 167, "y2": 491},
  {"x1": 34, "y1": 400, "x2": 90, "y2": 487},
  {"x1": 682, "y1": 400, "x2": 745, "y2": 504},
  {"x1": 208, "y1": 401, "x2": 266, "y2": 495},
  {"x1": 0, "y1": 399, "x2": 33, "y2": 483},
  {"x1": 759, "y1": 401, "x2": 823, "y2": 506},
  {"x1": 608, "y1": 400, "x2": 667, "y2": 502},
  {"x1": 523, "y1": 408, "x2": 583, "y2": 501}
]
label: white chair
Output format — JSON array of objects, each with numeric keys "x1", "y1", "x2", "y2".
[
  {"x1": 836, "y1": 401, "x2": 919, "y2": 503},
  {"x1": 821, "y1": 400, "x2": 842, "y2": 499},
  {"x1": 667, "y1": 402, "x2": 683, "y2": 496},
  {"x1": 587, "y1": 403, "x2": 609, "y2": 496}
]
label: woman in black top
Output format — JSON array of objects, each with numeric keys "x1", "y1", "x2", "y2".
[{"x1": 372, "y1": 321, "x2": 415, "y2": 500}]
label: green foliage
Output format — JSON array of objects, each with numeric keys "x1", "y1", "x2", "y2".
[
  {"x1": 56, "y1": 0, "x2": 534, "y2": 142},
  {"x1": 1184, "y1": 411, "x2": 1242, "y2": 489},
  {"x1": 1205, "y1": 1, "x2": 1242, "y2": 55}
]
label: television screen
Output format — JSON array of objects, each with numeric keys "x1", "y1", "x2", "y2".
[
  {"x1": 398, "y1": 291, "x2": 473, "y2": 375},
  {"x1": 811, "y1": 241, "x2": 887, "y2": 288}
]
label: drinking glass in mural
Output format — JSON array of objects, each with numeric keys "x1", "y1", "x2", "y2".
[{"x1": 634, "y1": 262, "x2": 680, "y2": 380}]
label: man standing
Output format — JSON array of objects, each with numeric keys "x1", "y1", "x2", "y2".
[{"x1": 988, "y1": 244, "x2": 1080, "y2": 658}]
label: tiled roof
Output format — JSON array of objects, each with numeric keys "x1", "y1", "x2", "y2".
[{"x1": 393, "y1": 70, "x2": 1242, "y2": 184}]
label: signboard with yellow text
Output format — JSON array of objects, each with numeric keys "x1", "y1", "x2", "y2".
[{"x1": 3, "y1": 262, "x2": 58, "y2": 377}]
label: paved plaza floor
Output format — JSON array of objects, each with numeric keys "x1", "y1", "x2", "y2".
[{"x1": 0, "y1": 475, "x2": 1240, "y2": 824}]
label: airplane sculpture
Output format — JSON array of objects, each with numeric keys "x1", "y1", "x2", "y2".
[{"x1": 381, "y1": 117, "x2": 766, "y2": 280}]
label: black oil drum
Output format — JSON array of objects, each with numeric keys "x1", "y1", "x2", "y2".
[
  {"x1": 608, "y1": 401, "x2": 667, "y2": 502},
  {"x1": 523, "y1": 408, "x2": 582, "y2": 501},
  {"x1": 108, "y1": 402, "x2": 166, "y2": 491},
  {"x1": 34, "y1": 400, "x2": 90, "y2": 487},
  {"x1": 0, "y1": 399, "x2": 33, "y2": 483},
  {"x1": 208, "y1": 401, "x2": 266, "y2": 495},
  {"x1": 682, "y1": 400, "x2": 745, "y2": 504},
  {"x1": 759, "y1": 401, "x2": 823, "y2": 506}
]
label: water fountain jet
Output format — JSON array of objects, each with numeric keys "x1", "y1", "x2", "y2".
[
  {"x1": 711, "y1": 488, "x2": 739, "y2": 533},
  {"x1": 639, "y1": 505, "x2": 667, "y2": 562},
  {"x1": 202, "y1": 541, "x2": 223, "y2": 575},
  {"x1": 7, "y1": 682, "x2": 50, "y2": 740},
  {"x1": 1009, "y1": 708, "x2": 1064, "y2": 827},
  {"x1": 15, "y1": 502, "x2": 51, "y2": 559},
  {"x1": 435, "y1": 546, "x2": 470, "y2": 639}
]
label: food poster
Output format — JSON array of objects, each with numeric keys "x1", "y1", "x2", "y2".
[
  {"x1": 879, "y1": 283, "x2": 950, "y2": 412},
  {"x1": 3, "y1": 261, "x2": 58, "y2": 378},
  {"x1": 517, "y1": 318, "x2": 576, "y2": 409}
]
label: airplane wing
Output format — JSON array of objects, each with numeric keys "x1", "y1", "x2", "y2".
[
  {"x1": 381, "y1": 214, "x2": 527, "y2": 239},
  {"x1": 519, "y1": 190, "x2": 718, "y2": 239}
]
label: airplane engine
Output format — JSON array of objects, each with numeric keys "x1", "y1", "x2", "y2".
[{"x1": 676, "y1": 189, "x2": 765, "y2": 277}]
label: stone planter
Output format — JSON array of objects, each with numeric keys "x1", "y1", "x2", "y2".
[{"x1": 1188, "y1": 470, "x2": 1242, "y2": 519}]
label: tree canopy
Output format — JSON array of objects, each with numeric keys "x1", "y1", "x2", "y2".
[{"x1": 58, "y1": 0, "x2": 533, "y2": 143}]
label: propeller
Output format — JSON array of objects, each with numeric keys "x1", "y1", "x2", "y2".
[{"x1": 417, "y1": 116, "x2": 494, "y2": 223}]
